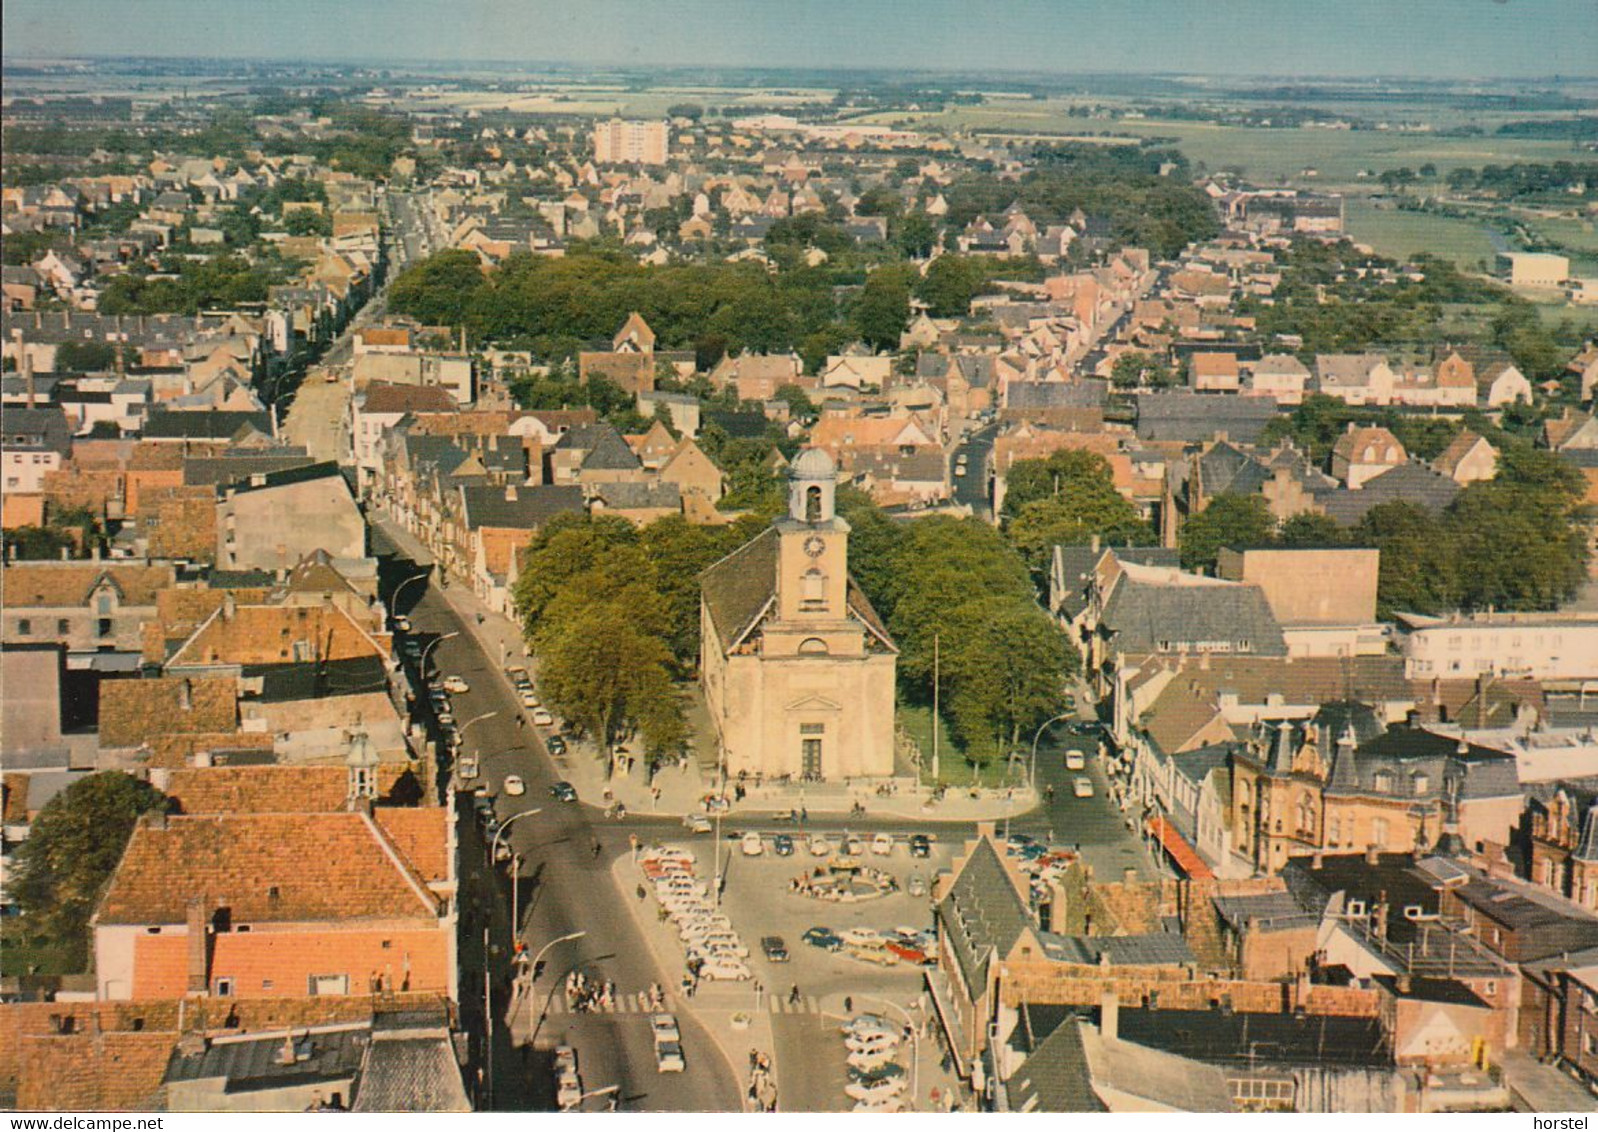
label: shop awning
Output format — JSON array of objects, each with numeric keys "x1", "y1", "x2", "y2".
[{"x1": 1146, "y1": 814, "x2": 1214, "y2": 879}]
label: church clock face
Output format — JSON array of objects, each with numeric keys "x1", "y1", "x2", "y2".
[{"x1": 803, "y1": 535, "x2": 826, "y2": 558}]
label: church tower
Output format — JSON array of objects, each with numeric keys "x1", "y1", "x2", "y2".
[{"x1": 775, "y1": 448, "x2": 850, "y2": 624}]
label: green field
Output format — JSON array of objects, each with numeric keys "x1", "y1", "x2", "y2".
[
  {"x1": 1343, "y1": 198, "x2": 1501, "y2": 269},
  {"x1": 856, "y1": 102, "x2": 1589, "y2": 187}
]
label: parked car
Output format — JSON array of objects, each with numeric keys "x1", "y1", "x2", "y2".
[
  {"x1": 550, "y1": 781, "x2": 578, "y2": 803},
  {"x1": 401, "y1": 640, "x2": 421, "y2": 660},
  {"x1": 808, "y1": 835, "x2": 832, "y2": 857},
  {"x1": 760, "y1": 936, "x2": 790, "y2": 962},
  {"x1": 909, "y1": 834, "x2": 931, "y2": 858},
  {"x1": 871, "y1": 833, "x2": 894, "y2": 856},
  {"x1": 531, "y1": 707, "x2": 555, "y2": 726},
  {"x1": 803, "y1": 927, "x2": 843, "y2": 952},
  {"x1": 773, "y1": 833, "x2": 794, "y2": 857},
  {"x1": 653, "y1": 1041, "x2": 685, "y2": 1073},
  {"x1": 505, "y1": 664, "x2": 529, "y2": 682},
  {"x1": 546, "y1": 735, "x2": 567, "y2": 756},
  {"x1": 683, "y1": 814, "x2": 713, "y2": 835},
  {"x1": 390, "y1": 614, "x2": 411, "y2": 633},
  {"x1": 520, "y1": 689, "x2": 540, "y2": 709},
  {"x1": 906, "y1": 874, "x2": 927, "y2": 897},
  {"x1": 503, "y1": 775, "x2": 525, "y2": 797},
  {"x1": 841, "y1": 1014, "x2": 894, "y2": 1036},
  {"x1": 457, "y1": 755, "x2": 479, "y2": 781},
  {"x1": 740, "y1": 832, "x2": 764, "y2": 857},
  {"x1": 441, "y1": 675, "x2": 469, "y2": 694},
  {"x1": 1073, "y1": 776, "x2": 1094, "y2": 798}
]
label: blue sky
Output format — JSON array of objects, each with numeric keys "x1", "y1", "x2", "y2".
[{"x1": 4, "y1": 0, "x2": 1595, "y2": 78}]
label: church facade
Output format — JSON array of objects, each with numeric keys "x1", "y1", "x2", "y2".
[{"x1": 699, "y1": 449, "x2": 897, "y2": 781}]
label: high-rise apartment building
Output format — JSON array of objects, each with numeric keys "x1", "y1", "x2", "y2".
[{"x1": 592, "y1": 118, "x2": 668, "y2": 165}]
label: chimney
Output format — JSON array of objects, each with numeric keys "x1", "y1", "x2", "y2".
[
  {"x1": 178, "y1": 678, "x2": 193, "y2": 712},
  {"x1": 1099, "y1": 989, "x2": 1119, "y2": 1043},
  {"x1": 222, "y1": 593, "x2": 236, "y2": 621},
  {"x1": 186, "y1": 899, "x2": 209, "y2": 994},
  {"x1": 505, "y1": 483, "x2": 518, "y2": 502},
  {"x1": 1396, "y1": 973, "x2": 1412, "y2": 995},
  {"x1": 1311, "y1": 850, "x2": 1324, "y2": 870},
  {"x1": 1090, "y1": 533, "x2": 1101, "y2": 553},
  {"x1": 1123, "y1": 867, "x2": 1138, "y2": 885}
]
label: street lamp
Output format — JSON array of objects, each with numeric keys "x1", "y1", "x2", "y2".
[
  {"x1": 390, "y1": 571, "x2": 430, "y2": 615},
  {"x1": 420, "y1": 630, "x2": 460, "y2": 674},
  {"x1": 455, "y1": 710, "x2": 500, "y2": 753},
  {"x1": 860, "y1": 994, "x2": 920, "y2": 1111},
  {"x1": 528, "y1": 930, "x2": 586, "y2": 979},
  {"x1": 490, "y1": 808, "x2": 544, "y2": 931},
  {"x1": 1029, "y1": 711, "x2": 1076, "y2": 793}
]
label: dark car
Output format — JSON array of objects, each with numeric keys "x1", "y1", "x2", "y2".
[
  {"x1": 550, "y1": 781, "x2": 578, "y2": 803},
  {"x1": 546, "y1": 735, "x2": 568, "y2": 756},
  {"x1": 802, "y1": 927, "x2": 843, "y2": 952},
  {"x1": 760, "y1": 936, "x2": 790, "y2": 963},
  {"x1": 772, "y1": 833, "x2": 794, "y2": 857},
  {"x1": 909, "y1": 834, "x2": 931, "y2": 859}
]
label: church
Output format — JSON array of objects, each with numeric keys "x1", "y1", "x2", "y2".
[{"x1": 698, "y1": 449, "x2": 898, "y2": 781}]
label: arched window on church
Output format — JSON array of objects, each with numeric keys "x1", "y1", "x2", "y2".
[
  {"x1": 799, "y1": 637, "x2": 829, "y2": 656},
  {"x1": 801, "y1": 569, "x2": 826, "y2": 611},
  {"x1": 1296, "y1": 794, "x2": 1316, "y2": 837},
  {"x1": 805, "y1": 485, "x2": 822, "y2": 522}
]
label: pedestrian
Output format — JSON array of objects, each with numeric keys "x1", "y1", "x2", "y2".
[
  {"x1": 844, "y1": 995, "x2": 853, "y2": 1014},
  {"x1": 789, "y1": 984, "x2": 800, "y2": 1005},
  {"x1": 637, "y1": 884, "x2": 647, "y2": 902},
  {"x1": 749, "y1": 1049, "x2": 759, "y2": 1071}
]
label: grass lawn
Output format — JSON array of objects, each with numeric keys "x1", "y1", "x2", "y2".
[
  {"x1": 1344, "y1": 198, "x2": 1501, "y2": 269},
  {"x1": 899, "y1": 702, "x2": 1026, "y2": 789}
]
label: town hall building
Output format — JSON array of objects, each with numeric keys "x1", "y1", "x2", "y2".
[{"x1": 698, "y1": 448, "x2": 897, "y2": 781}]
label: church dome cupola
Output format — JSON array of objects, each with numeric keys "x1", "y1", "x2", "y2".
[{"x1": 789, "y1": 447, "x2": 837, "y2": 524}]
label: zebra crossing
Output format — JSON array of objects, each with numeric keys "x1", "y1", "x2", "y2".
[{"x1": 542, "y1": 992, "x2": 824, "y2": 1016}]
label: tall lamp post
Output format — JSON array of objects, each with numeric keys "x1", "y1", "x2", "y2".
[
  {"x1": 1029, "y1": 711, "x2": 1076, "y2": 793},
  {"x1": 454, "y1": 709, "x2": 500, "y2": 756},
  {"x1": 390, "y1": 570, "x2": 430, "y2": 616},
  {"x1": 861, "y1": 995, "x2": 920, "y2": 1111},
  {"x1": 420, "y1": 630, "x2": 460, "y2": 675},
  {"x1": 490, "y1": 808, "x2": 543, "y2": 930}
]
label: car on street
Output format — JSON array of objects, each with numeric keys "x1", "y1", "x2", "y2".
[
  {"x1": 550, "y1": 781, "x2": 578, "y2": 803},
  {"x1": 909, "y1": 834, "x2": 931, "y2": 858},
  {"x1": 698, "y1": 959, "x2": 751, "y2": 981},
  {"x1": 1073, "y1": 776, "x2": 1095, "y2": 798},
  {"x1": 441, "y1": 675, "x2": 470, "y2": 694},
  {"x1": 457, "y1": 755, "x2": 479, "y2": 781},
  {"x1": 556, "y1": 1070, "x2": 583, "y2": 1109},
  {"x1": 650, "y1": 1014, "x2": 681, "y2": 1044},
  {"x1": 546, "y1": 735, "x2": 567, "y2": 755},
  {"x1": 434, "y1": 707, "x2": 455, "y2": 726},
  {"x1": 653, "y1": 1040, "x2": 686, "y2": 1073},
  {"x1": 772, "y1": 833, "x2": 794, "y2": 856},
  {"x1": 401, "y1": 640, "x2": 421, "y2": 660},
  {"x1": 531, "y1": 707, "x2": 555, "y2": 726},
  {"x1": 808, "y1": 835, "x2": 832, "y2": 857},
  {"x1": 840, "y1": 927, "x2": 881, "y2": 947},
  {"x1": 760, "y1": 935, "x2": 790, "y2": 962},
  {"x1": 1065, "y1": 748, "x2": 1086, "y2": 770},
  {"x1": 907, "y1": 874, "x2": 927, "y2": 897},
  {"x1": 848, "y1": 1062, "x2": 906, "y2": 1085},
  {"x1": 503, "y1": 775, "x2": 525, "y2": 797},
  {"x1": 519, "y1": 689, "x2": 540, "y2": 709},
  {"x1": 740, "y1": 832, "x2": 764, "y2": 856},
  {"x1": 391, "y1": 614, "x2": 411, "y2": 632},
  {"x1": 871, "y1": 833, "x2": 894, "y2": 856},
  {"x1": 803, "y1": 927, "x2": 843, "y2": 952},
  {"x1": 683, "y1": 813, "x2": 713, "y2": 834},
  {"x1": 842, "y1": 1014, "x2": 894, "y2": 1036}
]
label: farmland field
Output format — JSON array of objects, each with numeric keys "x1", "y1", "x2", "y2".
[{"x1": 1343, "y1": 198, "x2": 1501, "y2": 269}]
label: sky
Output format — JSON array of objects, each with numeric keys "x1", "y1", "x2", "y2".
[{"x1": 3, "y1": 0, "x2": 1596, "y2": 79}]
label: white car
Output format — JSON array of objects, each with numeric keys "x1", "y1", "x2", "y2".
[
  {"x1": 556, "y1": 1070, "x2": 583, "y2": 1110},
  {"x1": 530, "y1": 708, "x2": 555, "y2": 726},
  {"x1": 840, "y1": 927, "x2": 881, "y2": 947},
  {"x1": 808, "y1": 836, "x2": 832, "y2": 857},
  {"x1": 654, "y1": 1040, "x2": 685, "y2": 1073},
  {"x1": 391, "y1": 614, "x2": 411, "y2": 632},
  {"x1": 520, "y1": 689, "x2": 540, "y2": 709},
  {"x1": 698, "y1": 959, "x2": 751, "y2": 982},
  {"x1": 503, "y1": 775, "x2": 525, "y2": 797},
  {"x1": 650, "y1": 1014, "x2": 681, "y2": 1044},
  {"x1": 843, "y1": 836, "x2": 865, "y2": 856},
  {"x1": 740, "y1": 832, "x2": 764, "y2": 857},
  {"x1": 1065, "y1": 748, "x2": 1086, "y2": 771},
  {"x1": 871, "y1": 833, "x2": 894, "y2": 856},
  {"x1": 842, "y1": 1014, "x2": 894, "y2": 1036},
  {"x1": 845, "y1": 1032, "x2": 901, "y2": 1058},
  {"x1": 1073, "y1": 776, "x2": 1095, "y2": 798},
  {"x1": 682, "y1": 814, "x2": 713, "y2": 835},
  {"x1": 441, "y1": 675, "x2": 469, "y2": 694},
  {"x1": 457, "y1": 755, "x2": 479, "y2": 781}
]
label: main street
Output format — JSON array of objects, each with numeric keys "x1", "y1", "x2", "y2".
[
  {"x1": 376, "y1": 529, "x2": 741, "y2": 1112},
  {"x1": 950, "y1": 421, "x2": 999, "y2": 519}
]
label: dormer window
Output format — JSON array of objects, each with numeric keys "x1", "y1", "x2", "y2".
[{"x1": 1373, "y1": 771, "x2": 1394, "y2": 794}]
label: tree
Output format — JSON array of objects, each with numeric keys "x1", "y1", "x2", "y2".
[
  {"x1": 11, "y1": 772, "x2": 168, "y2": 968},
  {"x1": 53, "y1": 340, "x2": 118, "y2": 372},
  {"x1": 1179, "y1": 494, "x2": 1275, "y2": 572},
  {"x1": 511, "y1": 513, "x2": 639, "y2": 632},
  {"x1": 1109, "y1": 350, "x2": 1172, "y2": 389},
  {"x1": 915, "y1": 255, "x2": 983, "y2": 318},
  {"x1": 772, "y1": 382, "x2": 817, "y2": 420},
  {"x1": 387, "y1": 249, "x2": 486, "y2": 328},
  {"x1": 3, "y1": 525, "x2": 78, "y2": 560},
  {"x1": 895, "y1": 211, "x2": 937, "y2": 259},
  {"x1": 1276, "y1": 512, "x2": 1346, "y2": 548},
  {"x1": 853, "y1": 264, "x2": 914, "y2": 351},
  {"x1": 941, "y1": 596, "x2": 1076, "y2": 757},
  {"x1": 1355, "y1": 501, "x2": 1458, "y2": 616}
]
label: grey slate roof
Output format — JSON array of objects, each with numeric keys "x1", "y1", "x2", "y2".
[
  {"x1": 1, "y1": 405, "x2": 72, "y2": 453},
  {"x1": 1318, "y1": 462, "x2": 1461, "y2": 526},
  {"x1": 1052, "y1": 545, "x2": 1177, "y2": 621},
  {"x1": 590, "y1": 480, "x2": 681, "y2": 510},
  {"x1": 164, "y1": 1025, "x2": 368, "y2": 1091},
  {"x1": 578, "y1": 425, "x2": 643, "y2": 472},
  {"x1": 352, "y1": 1017, "x2": 471, "y2": 1113},
  {"x1": 1100, "y1": 576, "x2": 1287, "y2": 657},
  {"x1": 1040, "y1": 930, "x2": 1196, "y2": 967},
  {"x1": 1005, "y1": 1015, "x2": 1105, "y2": 1113},
  {"x1": 1212, "y1": 891, "x2": 1321, "y2": 934},
  {"x1": 937, "y1": 837, "x2": 1032, "y2": 992},
  {"x1": 1115, "y1": 1007, "x2": 1391, "y2": 1069},
  {"x1": 1135, "y1": 392, "x2": 1279, "y2": 444},
  {"x1": 142, "y1": 409, "x2": 270, "y2": 442},
  {"x1": 1006, "y1": 380, "x2": 1108, "y2": 410},
  {"x1": 185, "y1": 454, "x2": 316, "y2": 487},
  {"x1": 699, "y1": 527, "x2": 779, "y2": 653},
  {"x1": 459, "y1": 484, "x2": 585, "y2": 530}
]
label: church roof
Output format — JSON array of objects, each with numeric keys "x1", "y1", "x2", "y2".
[{"x1": 700, "y1": 527, "x2": 780, "y2": 652}]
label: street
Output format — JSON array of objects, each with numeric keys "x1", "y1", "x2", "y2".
[{"x1": 950, "y1": 421, "x2": 998, "y2": 519}]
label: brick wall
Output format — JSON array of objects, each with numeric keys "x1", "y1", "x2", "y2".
[{"x1": 998, "y1": 961, "x2": 1381, "y2": 1019}]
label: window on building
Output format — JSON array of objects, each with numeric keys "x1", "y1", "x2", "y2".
[
  {"x1": 1373, "y1": 771, "x2": 1394, "y2": 793},
  {"x1": 805, "y1": 485, "x2": 822, "y2": 522},
  {"x1": 16, "y1": 619, "x2": 30, "y2": 635},
  {"x1": 1371, "y1": 817, "x2": 1389, "y2": 846},
  {"x1": 798, "y1": 637, "x2": 829, "y2": 656},
  {"x1": 1412, "y1": 773, "x2": 1430, "y2": 795},
  {"x1": 800, "y1": 569, "x2": 826, "y2": 611},
  {"x1": 96, "y1": 618, "x2": 112, "y2": 638},
  {"x1": 212, "y1": 977, "x2": 234, "y2": 997},
  {"x1": 309, "y1": 974, "x2": 349, "y2": 996},
  {"x1": 1328, "y1": 816, "x2": 1341, "y2": 845}
]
